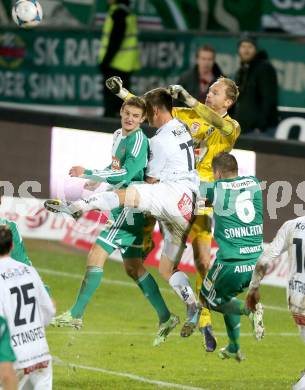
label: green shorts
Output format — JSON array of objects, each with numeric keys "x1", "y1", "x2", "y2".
[
  {"x1": 201, "y1": 258, "x2": 257, "y2": 308},
  {"x1": 96, "y1": 207, "x2": 144, "y2": 259}
]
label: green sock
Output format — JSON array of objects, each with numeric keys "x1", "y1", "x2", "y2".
[
  {"x1": 137, "y1": 272, "x2": 171, "y2": 324},
  {"x1": 70, "y1": 266, "x2": 103, "y2": 318},
  {"x1": 223, "y1": 313, "x2": 240, "y2": 353},
  {"x1": 217, "y1": 298, "x2": 250, "y2": 316}
]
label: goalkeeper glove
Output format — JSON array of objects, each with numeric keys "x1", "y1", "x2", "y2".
[
  {"x1": 105, "y1": 76, "x2": 129, "y2": 99},
  {"x1": 168, "y1": 85, "x2": 197, "y2": 108}
]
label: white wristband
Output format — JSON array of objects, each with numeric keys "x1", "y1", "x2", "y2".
[
  {"x1": 185, "y1": 96, "x2": 197, "y2": 108},
  {"x1": 117, "y1": 88, "x2": 129, "y2": 100}
]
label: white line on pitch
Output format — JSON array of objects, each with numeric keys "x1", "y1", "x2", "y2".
[
  {"x1": 47, "y1": 330, "x2": 299, "y2": 337},
  {"x1": 53, "y1": 356, "x2": 207, "y2": 390},
  {"x1": 38, "y1": 268, "x2": 288, "y2": 312},
  {"x1": 264, "y1": 305, "x2": 287, "y2": 312},
  {"x1": 37, "y1": 267, "x2": 172, "y2": 293}
]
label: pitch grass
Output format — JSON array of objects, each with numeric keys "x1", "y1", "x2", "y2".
[{"x1": 26, "y1": 239, "x2": 304, "y2": 390}]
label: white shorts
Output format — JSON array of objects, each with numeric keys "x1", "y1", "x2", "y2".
[
  {"x1": 131, "y1": 181, "x2": 196, "y2": 262},
  {"x1": 288, "y1": 275, "x2": 305, "y2": 324},
  {"x1": 17, "y1": 361, "x2": 52, "y2": 390}
]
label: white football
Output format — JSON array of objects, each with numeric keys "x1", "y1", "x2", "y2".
[{"x1": 12, "y1": 0, "x2": 43, "y2": 28}]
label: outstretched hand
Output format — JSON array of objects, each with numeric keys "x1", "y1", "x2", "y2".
[
  {"x1": 168, "y1": 85, "x2": 197, "y2": 107},
  {"x1": 69, "y1": 166, "x2": 85, "y2": 177},
  {"x1": 106, "y1": 76, "x2": 123, "y2": 94}
]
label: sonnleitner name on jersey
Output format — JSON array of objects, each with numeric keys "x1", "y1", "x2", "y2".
[{"x1": 224, "y1": 224, "x2": 263, "y2": 239}]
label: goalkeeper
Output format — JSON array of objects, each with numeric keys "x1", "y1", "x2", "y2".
[{"x1": 106, "y1": 76, "x2": 240, "y2": 352}]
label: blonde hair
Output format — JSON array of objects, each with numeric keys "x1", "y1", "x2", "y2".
[{"x1": 218, "y1": 77, "x2": 239, "y2": 104}]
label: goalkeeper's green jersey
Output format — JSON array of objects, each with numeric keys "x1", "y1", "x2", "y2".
[
  {"x1": 82, "y1": 128, "x2": 149, "y2": 187},
  {"x1": 200, "y1": 176, "x2": 263, "y2": 262},
  {"x1": 0, "y1": 218, "x2": 31, "y2": 266}
]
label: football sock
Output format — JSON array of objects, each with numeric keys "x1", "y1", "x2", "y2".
[
  {"x1": 137, "y1": 272, "x2": 171, "y2": 324},
  {"x1": 74, "y1": 192, "x2": 120, "y2": 213},
  {"x1": 224, "y1": 313, "x2": 240, "y2": 353},
  {"x1": 195, "y1": 273, "x2": 212, "y2": 329},
  {"x1": 169, "y1": 271, "x2": 197, "y2": 307},
  {"x1": 217, "y1": 297, "x2": 250, "y2": 316},
  {"x1": 199, "y1": 307, "x2": 212, "y2": 329},
  {"x1": 70, "y1": 266, "x2": 103, "y2": 318}
]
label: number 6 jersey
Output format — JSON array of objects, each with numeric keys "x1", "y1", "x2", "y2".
[
  {"x1": 0, "y1": 257, "x2": 55, "y2": 369},
  {"x1": 200, "y1": 176, "x2": 263, "y2": 262}
]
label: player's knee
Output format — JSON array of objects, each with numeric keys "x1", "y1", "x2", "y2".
[
  {"x1": 159, "y1": 267, "x2": 171, "y2": 281},
  {"x1": 88, "y1": 245, "x2": 107, "y2": 267},
  {"x1": 122, "y1": 187, "x2": 140, "y2": 208},
  {"x1": 124, "y1": 261, "x2": 145, "y2": 280},
  {"x1": 124, "y1": 266, "x2": 138, "y2": 280},
  {"x1": 192, "y1": 239, "x2": 211, "y2": 275},
  {"x1": 198, "y1": 253, "x2": 211, "y2": 269},
  {"x1": 158, "y1": 258, "x2": 174, "y2": 281}
]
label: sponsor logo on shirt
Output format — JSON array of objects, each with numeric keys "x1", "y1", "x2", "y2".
[
  {"x1": 1, "y1": 267, "x2": 30, "y2": 280},
  {"x1": 172, "y1": 127, "x2": 188, "y2": 137},
  {"x1": 296, "y1": 222, "x2": 305, "y2": 230},
  {"x1": 190, "y1": 122, "x2": 200, "y2": 134},
  {"x1": 222, "y1": 179, "x2": 256, "y2": 190},
  {"x1": 178, "y1": 193, "x2": 193, "y2": 221},
  {"x1": 24, "y1": 360, "x2": 49, "y2": 375},
  {"x1": 207, "y1": 126, "x2": 215, "y2": 136},
  {"x1": 111, "y1": 156, "x2": 121, "y2": 170},
  {"x1": 234, "y1": 264, "x2": 255, "y2": 273},
  {"x1": 239, "y1": 245, "x2": 262, "y2": 254}
]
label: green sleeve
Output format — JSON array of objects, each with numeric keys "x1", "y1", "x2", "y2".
[
  {"x1": 82, "y1": 132, "x2": 149, "y2": 186},
  {"x1": 107, "y1": 133, "x2": 148, "y2": 185},
  {"x1": 199, "y1": 181, "x2": 215, "y2": 203},
  {"x1": 0, "y1": 317, "x2": 16, "y2": 363},
  {"x1": 8, "y1": 221, "x2": 32, "y2": 266}
]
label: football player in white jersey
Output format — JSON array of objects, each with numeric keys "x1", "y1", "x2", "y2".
[
  {"x1": 0, "y1": 225, "x2": 55, "y2": 390},
  {"x1": 45, "y1": 88, "x2": 200, "y2": 339},
  {"x1": 246, "y1": 216, "x2": 305, "y2": 390}
]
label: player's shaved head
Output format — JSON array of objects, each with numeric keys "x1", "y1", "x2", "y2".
[
  {"x1": 0, "y1": 225, "x2": 13, "y2": 256},
  {"x1": 212, "y1": 152, "x2": 238, "y2": 176}
]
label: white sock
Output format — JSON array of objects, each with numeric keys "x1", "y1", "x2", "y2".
[
  {"x1": 74, "y1": 192, "x2": 120, "y2": 213},
  {"x1": 168, "y1": 271, "x2": 197, "y2": 307}
]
